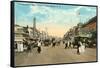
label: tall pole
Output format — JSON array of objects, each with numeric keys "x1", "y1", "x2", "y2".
[
  {"x1": 33, "y1": 17, "x2": 36, "y2": 29},
  {"x1": 77, "y1": 10, "x2": 80, "y2": 36},
  {"x1": 33, "y1": 17, "x2": 36, "y2": 38},
  {"x1": 76, "y1": 10, "x2": 80, "y2": 36}
]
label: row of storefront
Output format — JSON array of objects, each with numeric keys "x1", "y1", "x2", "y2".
[
  {"x1": 14, "y1": 24, "x2": 49, "y2": 52},
  {"x1": 63, "y1": 16, "x2": 97, "y2": 47}
]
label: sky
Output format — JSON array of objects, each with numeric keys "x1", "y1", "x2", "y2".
[{"x1": 15, "y1": 2, "x2": 96, "y2": 37}]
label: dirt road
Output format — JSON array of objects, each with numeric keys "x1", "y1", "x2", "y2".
[{"x1": 15, "y1": 44, "x2": 97, "y2": 66}]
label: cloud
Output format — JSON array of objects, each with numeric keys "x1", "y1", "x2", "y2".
[
  {"x1": 30, "y1": 5, "x2": 79, "y2": 37},
  {"x1": 74, "y1": 6, "x2": 83, "y2": 12},
  {"x1": 15, "y1": 2, "x2": 96, "y2": 37},
  {"x1": 30, "y1": 4, "x2": 79, "y2": 24},
  {"x1": 16, "y1": 3, "x2": 80, "y2": 37},
  {"x1": 84, "y1": 7, "x2": 96, "y2": 12}
]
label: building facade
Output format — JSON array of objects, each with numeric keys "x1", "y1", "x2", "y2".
[{"x1": 14, "y1": 25, "x2": 29, "y2": 52}]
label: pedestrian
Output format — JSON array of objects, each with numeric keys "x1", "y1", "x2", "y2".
[
  {"x1": 14, "y1": 43, "x2": 17, "y2": 49},
  {"x1": 77, "y1": 41, "x2": 85, "y2": 55},
  {"x1": 70, "y1": 42, "x2": 73, "y2": 48},
  {"x1": 65, "y1": 41, "x2": 67, "y2": 49},
  {"x1": 37, "y1": 40, "x2": 41, "y2": 53},
  {"x1": 77, "y1": 41, "x2": 81, "y2": 55},
  {"x1": 65, "y1": 40, "x2": 70, "y2": 49},
  {"x1": 81, "y1": 44, "x2": 85, "y2": 53},
  {"x1": 17, "y1": 42, "x2": 21, "y2": 52},
  {"x1": 52, "y1": 40, "x2": 56, "y2": 47},
  {"x1": 67, "y1": 41, "x2": 70, "y2": 48},
  {"x1": 37, "y1": 46, "x2": 41, "y2": 53},
  {"x1": 27, "y1": 42, "x2": 31, "y2": 53},
  {"x1": 20, "y1": 42, "x2": 24, "y2": 52}
]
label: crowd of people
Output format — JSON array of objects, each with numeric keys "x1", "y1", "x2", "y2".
[
  {"x1": 63, "y1": 36, "x2": 96, "y2": 54},
  {"x1": 14, "y1": 36, "x2": 96, "y2": 55}
]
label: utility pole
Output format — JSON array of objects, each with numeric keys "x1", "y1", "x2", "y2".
[{"x1": 76, "y1": 10, "x2": 80, "y2": 36}]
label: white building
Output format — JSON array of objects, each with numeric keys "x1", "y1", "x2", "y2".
[{"x1": 14, "y1": 25, "x2": 29, "y2": 52}]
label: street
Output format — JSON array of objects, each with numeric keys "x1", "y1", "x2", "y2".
[{"x1": 15, "y1": 43, "x2": 96, "y2": 66}]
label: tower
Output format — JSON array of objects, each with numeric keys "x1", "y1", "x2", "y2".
[
  {"x1": 33, "y1": 17, "x2": 36, "y2": 30},
  {"x1": 33, "y1": 17, "x2": 36, "y2": 37}
]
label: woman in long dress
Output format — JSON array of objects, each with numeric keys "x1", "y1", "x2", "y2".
[
  {"x1": 17, "y1": 42, "x2": 24, "y2": 52},
  {"x1": 78, "y1": 41, "x2": 85, "y2": 54},
  {"x1": 77, "y1": 41, "x2": 81, "y2": 55},
  {"x1": 20, "y1": 42, "x2": 24, "y2": 52},
  {"x1": 37, "y1": 41, "x2": 41, "y2": 53}
]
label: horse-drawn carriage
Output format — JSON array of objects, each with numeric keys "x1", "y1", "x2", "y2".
[{"x1": 43, "y1": 39, "x2": 51, "y2": 46}]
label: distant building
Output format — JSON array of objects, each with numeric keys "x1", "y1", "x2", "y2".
[
  {"x1": 28, "y1": 27, "x2": 33, "y2": 38},
  {"x1": 14, "y1": 25, "x2": 29, "y2": 52},
  {"x1": 63, "y1": 16, "x2": 97, "y2": 40},
  {"x1": 14, "y1": 17, "x2": 51, "y2": 52},
  {"x1": 15, "y1": 25, "x2": 29, "y2": 43},
  {"x1": 79, "y1": 16, "x2": 97, "y2": 37},
  {"x1": 82, "y1": 16, "x2": 96, "y2": 32}
]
